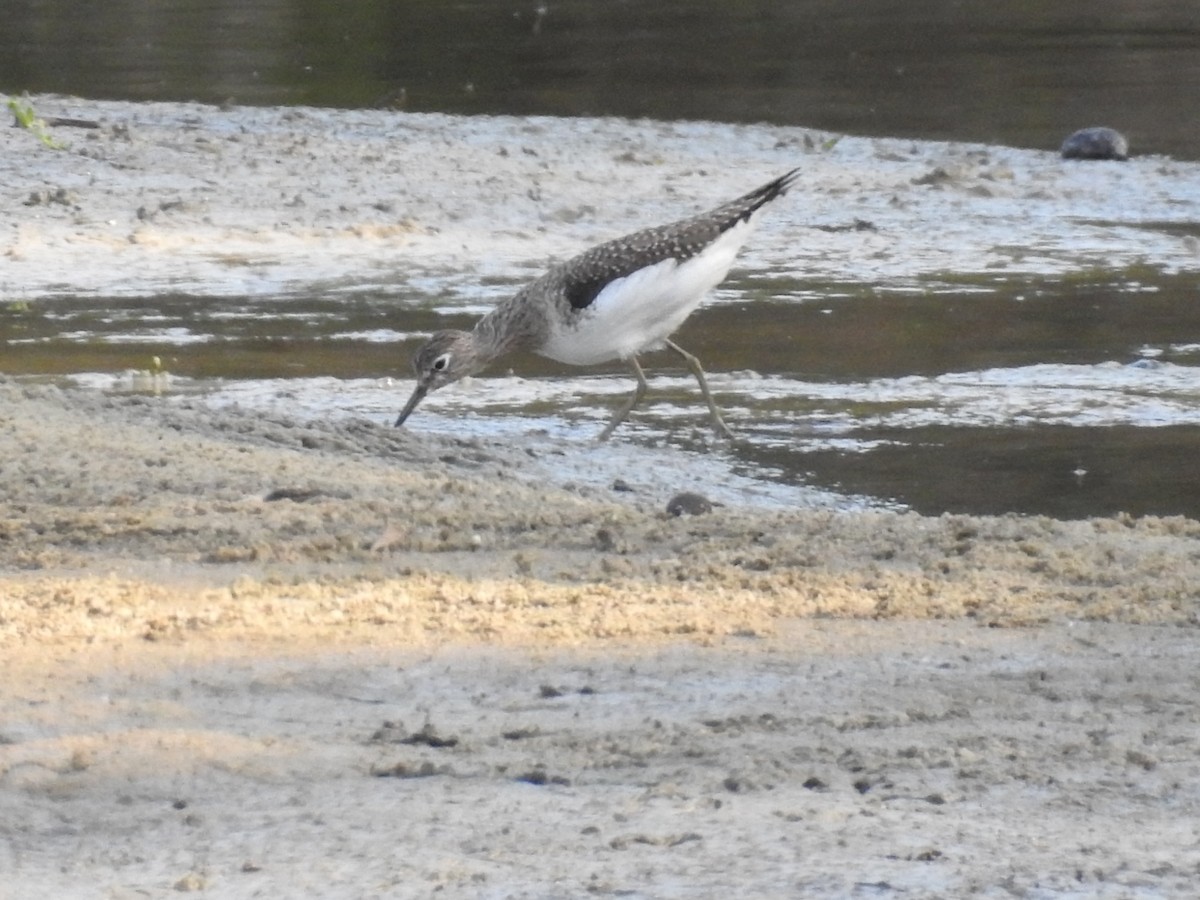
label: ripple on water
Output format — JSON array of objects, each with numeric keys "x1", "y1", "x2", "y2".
[{"x1": 15, "y1": 268, "x2": 1200, "y2": 518}]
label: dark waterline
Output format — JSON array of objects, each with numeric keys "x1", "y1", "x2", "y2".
[{"x1": 2, "y1": 0, "x2": 1199, "y2": 158}]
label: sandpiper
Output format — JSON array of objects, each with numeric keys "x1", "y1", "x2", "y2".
[{"x1": 394, "y1": 168, "x2": 799, "y2": 440}]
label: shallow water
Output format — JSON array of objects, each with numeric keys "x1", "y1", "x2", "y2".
[
  {"x1": 8, "y1": 269, "x2": 1200, "y2": 518},
  {"x1": 2, "y1": 0, "x2": 1199, "y2": 159}
]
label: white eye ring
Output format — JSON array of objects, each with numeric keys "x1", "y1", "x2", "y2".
[{"x1": 432, "y1": 353, "x2": 451, "y2": 372}]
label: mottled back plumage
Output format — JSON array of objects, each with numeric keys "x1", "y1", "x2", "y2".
[{"x1": 561, "y1": 172, "x2": 799, "y2": 310}]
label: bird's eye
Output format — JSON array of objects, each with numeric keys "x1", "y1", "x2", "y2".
[{"x1": 432, "y1": 353, "x2": 451, "y2": 372}]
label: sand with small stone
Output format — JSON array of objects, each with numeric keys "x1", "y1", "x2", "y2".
[{"x1": 2, "y1": 97, "x2": 1200, "y2": 898}]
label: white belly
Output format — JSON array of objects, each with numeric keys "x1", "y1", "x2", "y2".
[{"x1": 538, "y1": 219, "x2": 753, "y2": 366}]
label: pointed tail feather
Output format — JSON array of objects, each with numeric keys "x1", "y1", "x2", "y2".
[{"x1": 719, "y1": 168, "x2": 801, "y2": 228}]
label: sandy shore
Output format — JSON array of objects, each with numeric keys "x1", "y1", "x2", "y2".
[{"x1": 3, "y1": 96, "x2": 1200, "y2": 897}]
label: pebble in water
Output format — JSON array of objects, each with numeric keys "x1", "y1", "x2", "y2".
[{"x1": 1060, "y1": 127, "x2": 1129, "y2": 161}]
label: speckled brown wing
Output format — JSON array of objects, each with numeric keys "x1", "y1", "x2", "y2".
[{"x1": 561, "y1": 168, "x2": 799, "y2": 311}]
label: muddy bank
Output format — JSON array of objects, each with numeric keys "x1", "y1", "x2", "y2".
[
  {"x1": 3, "y1": 378, "x2": 1199, "y2": 647},
  {"x1": 3, "y1": 95, "x2": 1198, "y2": 305},
  {"x1": 2, "y1": 375, "x2": 1200, "y2": 896},
  {"x1": 3, "y1": 97, "x2": 1200, "y2": 897}
]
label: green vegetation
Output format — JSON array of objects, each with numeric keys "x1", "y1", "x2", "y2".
[{"x1": 6, "y1": 94, "x2": 64, "y2": 149}]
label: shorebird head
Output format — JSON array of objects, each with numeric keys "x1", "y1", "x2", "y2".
[{"x1": 394, "y1": 330, "x2": 482, "y2": 427}]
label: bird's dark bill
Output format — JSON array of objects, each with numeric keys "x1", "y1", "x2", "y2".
[{"x1": 393, "y1": 383, "x2": 428, "y2": 427}]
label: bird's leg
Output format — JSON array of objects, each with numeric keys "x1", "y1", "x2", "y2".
[
  {"x1": 596, "y1": 356, "x2": 649, "y2": 442},
  {"x1": 664, "y1": 339, "x2": 734, "y2": 439}
]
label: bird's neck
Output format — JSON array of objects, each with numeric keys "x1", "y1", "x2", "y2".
[{"x1": 472, "y1": 287, "x2": 548, "y2": 360}]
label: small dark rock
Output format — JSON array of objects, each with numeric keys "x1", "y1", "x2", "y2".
[
  {"x1": 371, "y1": 760, "x2": 443, "y2": 778},
  {"x1": 263, "y1": 487, "x2": 326, "y2": 502},
  {"x1": 1060, "y1": 126, "x2": 1129, "y2": 161},
  {"x1": 516, "y1": 769, "x2": 570, "y2": 786},
  {"x1": 802, "y1": 776, "x2": 828, "y2": 791},
  {"x1": 501, "y1": 727, "x2": 540, "y2": 741},
  {"x1": 399, "y1": 723, "x2": 459, "y2": 749},
  {"x1": 370, "y1": 720, "x2": 458, "y2": 749},
  {"x1": 666, "y1": 492, "x2": 713, "y2": 517},
  {"x1": 594, "y1": 527, "x2": 617, "y2": 552}
]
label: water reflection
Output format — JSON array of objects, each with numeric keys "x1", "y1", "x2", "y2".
[
  {"x1": 9, "y1": 274, "x2": 1199, "y2": 380},
  {"x1": 761, "y1": 424, "x2": 1200, "y2": 519},
  {"x1": 5, "y1": 271, "x2": 1200, "y2": 518},
  {"x1": 2, "y1": 0, "x2": 1198, "y2": 158}
]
